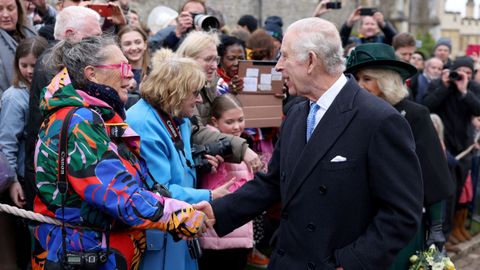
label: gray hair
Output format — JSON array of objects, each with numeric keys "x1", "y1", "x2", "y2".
[
  {"x1": 54, "y1": 6, "x2": 101, "y2": 40},
  {"x1": 360, "y1": 68, "x2": 409, "y2": 105},
  {"x1": 287, "y1": 18, "x2": 345, "y2": 75},
  {"x1": 46, "y1": 36, "x2": 117, "y2": 89}
]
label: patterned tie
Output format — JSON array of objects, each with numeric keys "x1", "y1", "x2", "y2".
[{"x1": 306, "y1": 103, "x2": 320, "y2": 141}]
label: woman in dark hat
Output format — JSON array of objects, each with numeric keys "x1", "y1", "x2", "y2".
[{"x1": 345, "y1": 43, "x2": 455, "y2": 269}]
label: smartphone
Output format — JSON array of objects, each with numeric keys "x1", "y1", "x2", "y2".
[
  {"x1": 359, "y1": 7, "x2": 377, "y2": 16},
  {"x1": 87, "y1": 4, "x2": 113, "y2": 17},
  {"x1": 325, "y1": 2, "x2": 342, "y2": 9}
]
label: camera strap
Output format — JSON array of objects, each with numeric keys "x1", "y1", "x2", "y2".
[
  {"x1": 57, "y1": 107, "x2": 110, "y2": 266},
  {"x1": 156, "y1": 109, "x2": 193, "y2": 169}
]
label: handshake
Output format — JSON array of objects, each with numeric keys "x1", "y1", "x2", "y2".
[{"x1": 160, "y1": 198, "x2": 216, "y2": 240}]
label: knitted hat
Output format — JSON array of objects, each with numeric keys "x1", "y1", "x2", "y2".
[
  {"x1": 434, "y1": 38, "x2": 452, "y2": 52},
  {"x1": 451, "y1": 56, "x2": 475, "y2": 72},
  {"x1": 264, "y1": 16, "x2": 283, "y2": 42},
  {"x1": 238, "y1": 15, "x2": 258, "y2": 33}
]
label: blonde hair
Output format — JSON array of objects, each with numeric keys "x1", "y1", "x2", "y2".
[
  {"x1": 141, "y1": 49, "x2": 206, "y2": 117},
  {"x1": 176, "y1": 31, "x2": 220, "y2": 59},
  {"x1": 359, "y1": 68, "x2": 409, "y2": 105}
]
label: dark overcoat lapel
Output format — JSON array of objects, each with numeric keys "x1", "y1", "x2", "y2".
[{"x1": 284, "y1": 81, "x2": 358, "y2": 207}]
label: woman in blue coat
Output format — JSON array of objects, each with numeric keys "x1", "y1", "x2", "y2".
[{"x1": 127, "y1": 49, "x2": 234, "y2": 270}]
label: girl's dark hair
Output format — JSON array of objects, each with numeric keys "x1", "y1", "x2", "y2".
[
  {"x1": 218, "y1": 35, "x2": 246, "y2": 59},
  {"x1": 210, "y1": 93, "x2": 243, "y2": 120},
  {"x1": 13, "y1": 36, "x2": 48, "y2": 88}
]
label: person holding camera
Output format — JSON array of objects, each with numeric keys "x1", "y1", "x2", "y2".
[
  {"x1": 126, "y1": 48, "x2": 237, "y2": 270},
  {"x1": 339, "y1": 6, "x2": 397, "y2": 48},
  {"x1": 149, "y1": 0, "x2": 206, "y2": 52},
  {"x1": 32, "y1": 36, "x2": 207, "y2": 270},
  {"x1": 422, "y1": 56, "x2": 480, "y2": 247}
]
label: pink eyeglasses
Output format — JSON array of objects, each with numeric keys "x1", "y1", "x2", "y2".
[{"x1": 94, "y1": 62, "x2": 132, "y2": 79}]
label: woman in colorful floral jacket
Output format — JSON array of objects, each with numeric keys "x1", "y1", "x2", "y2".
[{"x1": 32, "y1": 36, "x2": 206, "y2": 270}]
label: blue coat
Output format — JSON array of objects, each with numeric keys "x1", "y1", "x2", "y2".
[{"x1": 126, "y1": 99, "x2": 210, "y2": 270}]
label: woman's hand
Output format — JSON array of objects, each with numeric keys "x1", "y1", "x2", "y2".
[
  {"x1": 346, "y1": 6, "x2": 362, "y2": 27},
  {"x1": 229, "y1": 75, "x2": 244, "y2": 94},
  {"x1": 108, "y1": 2, "x2": 127, "y2": 25},
  {"x1": 243, "y1": 148, "x2": 263, "y2": 173},
  {"x1": 211, "y1": 177, "x2": 237, "y2": 200},
  {"x1": 9, "y1": 181, "x2": 25, "y2": 208},
  {"x1": 204, "y1": 154, "x2": 224, "y2": 174}
]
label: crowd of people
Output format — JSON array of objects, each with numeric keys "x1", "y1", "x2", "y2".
[{"x1": 0, "y1": 0, "x2": 478, "y2": 269}]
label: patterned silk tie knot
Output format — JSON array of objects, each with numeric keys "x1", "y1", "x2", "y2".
[{"x1": 306, "y1": 103, "x2": 320, "y2": 141}]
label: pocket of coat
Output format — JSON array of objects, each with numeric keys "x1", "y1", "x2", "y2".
[
  {"x1": 319, "y1": 160, "x2": 357, "y2": 171},
  {"x1": 145, "y1": 229, "x2": 167, "y2": 251}
]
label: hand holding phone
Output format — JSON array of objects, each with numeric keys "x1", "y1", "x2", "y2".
[
  {"x1": 359, "y1": 7, "x2": 377, "y2": 16},
  {"x1": 325, "y1": 2, "x2": 342, "y2": 9},
  {"x1": 87, "y1": 3, "x2": 113, "y2": 17}
]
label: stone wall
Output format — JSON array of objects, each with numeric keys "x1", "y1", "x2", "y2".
[{"x1": 130, "y1": 0, "x2": 358, "y2": 31}]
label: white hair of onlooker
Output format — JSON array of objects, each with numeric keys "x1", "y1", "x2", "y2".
[
  {"x1": 147, "y1": 5, "x2": 178, "y2": 34},
  {"x1": 54, "y1": 6, "x2": 101, "y2": 41}
]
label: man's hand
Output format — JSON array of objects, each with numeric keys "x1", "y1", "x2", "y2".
[
  {"x1": 441, "y1": 69, "x2": 451, "y2": 88},
  {"x1": 193, "y1": 201, "x2": 216, "y2": 228},
  {"x1": 313, "y1": 0, "x2": 330, "y2": 17},
  {"x1": 373, "y1": 11, "x2": 385, "y2": 28},
  {"x1": 9, "y1": 181, "x2": 25, "y2": 208},
  {"x1": 211, "y1": 177, "x2": 237, "y2": 200},
  {"x1": 454, "y1": 70, "x2": 469, "y2": 95},
  {"x1": 176, "y1": 11, "x2": 194, "y2": 37},
  {"x1": 243, "y1": 147, "x2": 263, "y2": 173},
  {"x1": 346, "y1": 6, "x2": 362, "y2": 27}
]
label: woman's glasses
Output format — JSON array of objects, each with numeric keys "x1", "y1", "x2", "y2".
[{"x1": 94, "y1": 62, "x2": 132, "y2": 79}]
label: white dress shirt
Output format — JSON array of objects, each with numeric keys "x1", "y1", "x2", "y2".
[{"x1": 312, "y1": 73, "x2": 348, "y2": 129}]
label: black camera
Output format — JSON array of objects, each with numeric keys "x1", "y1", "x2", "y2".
[
  {"x1": 189, "y1": 13, "x2": 220, "y2": 31},
  {"x1": 64, "y1": 251, "x2": 107, "y2": 270},
  {"x1": 325, "y1": 2, "x2": 341, "y2": 9},
  {"x1": 449, "y1": 71, "x2": 462, "y2": 82},
  {"x1": 188, "y1": 239, "x2": 203, "y2": 259},
  {"x1": 191, "y1": 139, "x2": 232, "y2": 174}
]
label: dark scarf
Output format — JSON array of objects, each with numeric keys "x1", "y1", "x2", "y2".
[{"x1": 83, "y1": 81, "x2": 126, "y2": 120}]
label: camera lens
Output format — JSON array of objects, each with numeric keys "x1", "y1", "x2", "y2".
[
  {"x1": 192, "y1": 14, "x2": 220, "y2": 31},
  {"x1": 449, "y1": 71, "x2": 462, "y2": 81}
]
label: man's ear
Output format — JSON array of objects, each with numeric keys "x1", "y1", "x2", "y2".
[
  {"x1": 307, "y1": 51, "x2": 317, "y2": 75},
  {"x1": 64, "y1": 28, "x2": 76, "y2": 39},
  {"x1": 84, "y1": 66, "x2": 98, "y2": 83}
]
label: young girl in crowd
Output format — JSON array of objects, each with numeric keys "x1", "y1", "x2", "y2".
[
  {"x1": 117, "y1": 25, "x2": 149, "y2": 108},
  {"x1": 0, "y1": 36, "x2": 48, "y2": 207},
  {"x1": 198, "y1": 93, "x2": 254, "y2": 270},
  {"x1": 0, "y1": 36, "x2": 48, "y2": 270}
]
